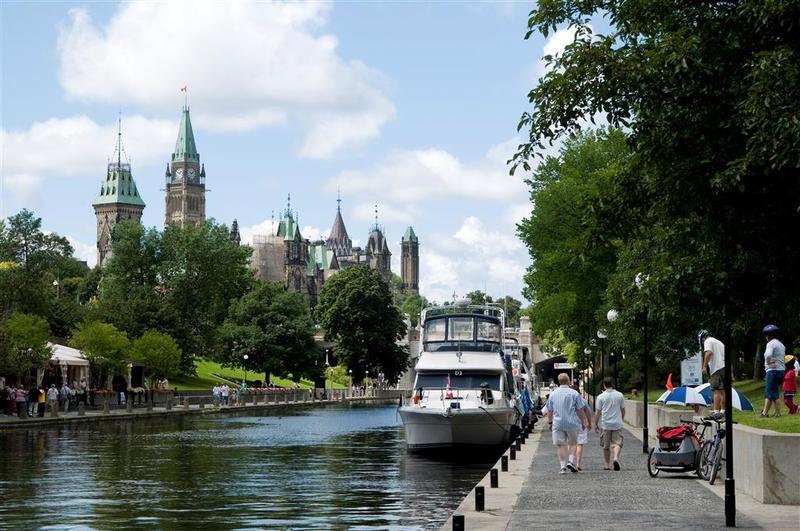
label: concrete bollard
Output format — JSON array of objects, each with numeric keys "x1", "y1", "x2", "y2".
[
  {"x1": 452, "y1": 515, "x2": 465, "y2": 531},
  {"x1": 166, "y1": 397, "x2": 172, "y2": 410},
  {"x1": 146, "y1": 400, "x2": 153, "y2": 412},
  {"x1": 50, "y1": 402, "x2": 59, "y2": 418},
  {"x1": 475, "y1": 486, "x2": 485, "y2": 511},
  {"x1": 501, "y1": 455, "x2": 508, "y2": 472},
  {"x1": 103, "y1": 398, "x2": 110, "y2": 414},
  {"x1": 126, "y1": 400, "x2": 133, "y2": 413},
  {"x1": 78, "y1": 402, "x2": 85, "y2": 416},
  {"x1": 490, "y1": 468, "x2": 499, "y2": 488},
  {"x1": 184, "y1": 397, "x2": 190, "y2": 410}
]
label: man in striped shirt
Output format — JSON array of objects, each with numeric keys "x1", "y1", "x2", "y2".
[{"x1": 545, "y1": 373, "x2": 589, "y2": 474}]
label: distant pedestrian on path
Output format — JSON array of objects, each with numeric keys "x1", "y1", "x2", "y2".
[
  {"x1": 545, "y1": 373, "x2": 589, "y2": 474},
  {"x1": 594, "y1": 377, "x2": 625, "y2": 470},
  {"x1": 760, "y1": 324, "x2": 785, "y2": 417},
  {"x1": 46, "y1": 384, "x2": 59, "y2": 412},
  {"x1": 699, "y1": 330, "x2": 726, "y2": 419},
  {"x1": 575, "y1": 399, "x2": 592, "y2": 471},
  {"x1": 783, "y1": 356, "x2": 797, "y2": 415},
  {"x1": 221, "y1": 385, "x2": 230, "y2": 406}
]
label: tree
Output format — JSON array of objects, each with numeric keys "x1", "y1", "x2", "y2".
[
  {"x1": 70, "y1": 322, "x2": 129, "y2": 388},
  {"x1": 514, "y1": 1, "x2": 800, "y2": 375},
  {"x1": 219, "y1": 281, "x2": 318, "y2": 383},
  {"x1": 128, "y1": 331, "x2": 182, "y2": 381},
  {"x1": 495, "y1": 295, "x2": 523, "y2": 328},
  {"x1": 317, "y1": 266, "x2": 409, "y2": 384},
  {"x1": 0, "y1": 209, "x2": 73, "y2": 318},
  {"x1": 396, "y1": 292, "x2": 429, "y2": 327},
  {"x1": 0, "y1": 313, "x2": 52, "y2": 382},
  {"x1": 465, "y1": 290, "x2": 493, "y2": 306}
]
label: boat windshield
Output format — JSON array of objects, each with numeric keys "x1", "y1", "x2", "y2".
[
  {"x1": 423, "y1": 314, "x2": 502, "y2": 352},
  {"x1": 415, "y1": 373, "x2": 502, "y2": 391}
]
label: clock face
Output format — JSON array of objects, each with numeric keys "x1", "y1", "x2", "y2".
[
  {"x1": 175, "y1": 168, "x2": 184, "y2": 180},
  {"x1": 188, "y1": 168, "x2": 196, "y2": 178}
]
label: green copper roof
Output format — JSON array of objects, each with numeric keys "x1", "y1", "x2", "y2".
[
  {"x1": 276, "y1": 213, "x2": 300, "y2": 241},
  {"x1": 172, "y1": 107, "x2": 199, "y2": 163},
  {"x1": 402, "y1": 226, "x2": 418, "y2": 242},
  {"x1": 307, "y1": 243, "x2": 337, "y2": 275},
  {"x1": 93, "y1": 163, "x2": 145, "y2": 207}
]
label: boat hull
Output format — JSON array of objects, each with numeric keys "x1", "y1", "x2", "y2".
[{"x1": 399, "y1": 405, "x2": 518, "y2": 450}]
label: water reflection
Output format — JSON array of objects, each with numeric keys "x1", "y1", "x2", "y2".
[{"x1": 0, "y1": 404, "x2": 497, "y2": 530}]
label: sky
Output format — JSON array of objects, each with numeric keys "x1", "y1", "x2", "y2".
[{"x1": 1, "y1": 0, "x2": 579, "y2": 305}]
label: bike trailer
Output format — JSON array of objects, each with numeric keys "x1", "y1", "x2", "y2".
[{"x1": 651, "y1": 425, "x2": 701, "y2": 468}]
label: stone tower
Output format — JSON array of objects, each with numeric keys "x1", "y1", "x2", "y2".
[
  {"x1": 365, "y1": 208, "x2": 392, "y2": 283},
  {"x1": 401, "y1": 226, "x2": 419, "y2": 294},
  {"x1": 92, "y1": 118, "x2": 145, "y2": 268},
  {"x1": 165, "y1": 106, "x2": 205, "y2": 227},
  {"x1": 325, "y1": 193, "x2": 354, "y2": 267}
]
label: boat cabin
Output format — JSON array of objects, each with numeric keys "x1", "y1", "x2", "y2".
[{"x1": 422, "y1": 313, "x2": 503, "y2": 353}]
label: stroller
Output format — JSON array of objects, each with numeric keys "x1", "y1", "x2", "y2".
[{"x1": 647, "y1": 421, "x2": 703, "y2": 477}]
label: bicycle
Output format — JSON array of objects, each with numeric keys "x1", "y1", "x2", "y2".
[{"x1": 697, "y1": 416, "x2": 737, "y2": 485}]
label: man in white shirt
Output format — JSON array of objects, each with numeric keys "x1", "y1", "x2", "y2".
[
  {"x1": 594, "y1": 377, "x2": 626, "y2": 470},
  {"x1": 545, "y1": 373, "x2": 589, "y2": 474},
  {"x1": 699, "y1": 330, "x2": 725, "y2": 418},
  {"x1": 760, "y1": 324, "x2": 786, "y2": 417}
]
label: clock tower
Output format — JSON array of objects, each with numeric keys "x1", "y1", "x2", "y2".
[{"x1": 165, "y1": 106, "x2": 205, "y2": 227}]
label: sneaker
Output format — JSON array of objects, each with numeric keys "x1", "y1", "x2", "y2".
[
  {"x1": 758, "y1": 412, "x2": 769, "y2": 418},
  {"x1": 566, "y1": 461, "x2": 578, "y2": 473},
  {"x1": 711, "y1": 411, "x2": 724, "y2": 419},
  {"x1": 613, "y1": 460, "x2": 620, "y2": 471},
  {"x1": 560, "y1": 467, "x2": 567, "y2": 474}
]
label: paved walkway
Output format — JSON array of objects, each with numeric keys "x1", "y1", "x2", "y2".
[{"x1": 509, "y1": 427, "x2": 762, "y2": 530}]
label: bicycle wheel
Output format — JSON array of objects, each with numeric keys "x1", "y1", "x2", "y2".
[
  {"x1": 699, "y1": 441, "x2": 714, "y2": 480},
  {"x1": 647, "y1": 447, "x2": 660, "y2": 477},
  {"x1": 709, "y1": 440, "x2": 723, "y2": 485}
]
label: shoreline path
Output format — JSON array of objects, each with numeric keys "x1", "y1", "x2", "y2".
[{"x1": 445, "y1": 424, "x2": 798, "y2": 530}]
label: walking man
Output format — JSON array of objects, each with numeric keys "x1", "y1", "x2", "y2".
[
  {"x1": 545, "y1": 373, "x2": 589, "y2": 474},
  {"x1": 594, "y1": 377, "x2": 626, "y2": 470},
  {"x1": 699, "y1": 330, "x2": 726, "y2": 419}
]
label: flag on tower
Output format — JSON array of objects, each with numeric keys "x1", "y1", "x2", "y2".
[{"x1": 180, "y1": 85, "x2": 187, "y2": 92}]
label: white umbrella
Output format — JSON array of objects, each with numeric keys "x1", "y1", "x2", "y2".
[{"x1": 656, "y1": 386, "x2": 708, "y2": 406}]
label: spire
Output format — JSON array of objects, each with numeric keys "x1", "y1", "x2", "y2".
[
  {"x1": 172, "y1": 106, "x2": 199, "y2": 163},
  {"x1": 229, "y1": 219, "x2": 241, "y2": 246},
  {"x1": 337, "y1": 187, "x2": 341, "y2": 212},
  {"x1": 402, "y1": 226, "x2": 418, "y2": 243},
  {"x1": 94, "y1": 116, "x2": 144, "y2": 208},
  {"x1": 326, "y1": 194, "x2": 352, "y2": 255}
]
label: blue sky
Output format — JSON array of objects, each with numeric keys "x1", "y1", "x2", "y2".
[{"x1": 1, "y1": 1, "x2": 576, "y2": 304}]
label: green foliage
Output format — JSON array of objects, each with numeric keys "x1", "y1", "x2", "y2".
[
  {"x1": 495, "y1": 296, "x2": 523, "y2": 328},
  {"x1": 317, "y1": 266, "x2": 409, "y2": 384},
  {"x1": 128, "y1": 331, "x2": 182, "y2": 380},
  {"x1": 515, "y1": 1, "x2": 800, "y2": 376},
  {"x1": 396, "y1": 292, "x2": 429, "y2": 327},
  {"x1": 0, "y1": 313, "x2": 52, "y2": 380},
  {"x1": 70, "y1": 321, "x2": 129, "y2": 387},
  {"x1": 465, "y1": 290, "x2": 493, "y2": 306},
  {"x1": 219, "y1": 281, "x2": 318, "y2": 383}
]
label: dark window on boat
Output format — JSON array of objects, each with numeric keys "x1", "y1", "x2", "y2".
[{"x1": 415, "y1": 373, "x2": 501, "y2": 391}]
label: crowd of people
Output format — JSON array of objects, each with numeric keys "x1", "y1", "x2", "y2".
[{"x1": 0, "y1": 378, "x2": 89, "y2": 418}]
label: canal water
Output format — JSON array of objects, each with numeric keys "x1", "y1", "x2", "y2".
[{"x1": 0, "y1": 403, "x2": 499, "y2": 529}]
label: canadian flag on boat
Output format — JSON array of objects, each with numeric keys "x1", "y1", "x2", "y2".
[{"x1": 446, "y1": 373, "x2": 453, "y2": 399}]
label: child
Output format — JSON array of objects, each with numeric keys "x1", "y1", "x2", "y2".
[{"x1": 783, "y1": 356, "x2": 797, "y2": 415}]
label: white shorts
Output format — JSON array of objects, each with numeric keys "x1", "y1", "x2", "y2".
[
  {"x1": 552, "y1": 429, "x2": 578, "y2": 446},
  {"x1": 577, "y1": 427, "x2": 588, "y2": 445}
]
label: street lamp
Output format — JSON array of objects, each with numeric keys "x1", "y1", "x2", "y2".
[
  {"x1": 635, "y1": 272, "x2": 650, "y2": 454},
  {"x1": 597, "y1": 329, "x2": 608, "y2": 382},
  {"x1": 607, "y1": 309, "x2": 619, "y2": 382},
  {"x1": 52, "y1": 279, "x2": 60, "y2": 298},
  {"x1": 584, "y1": 346, "x2": 593, "y2": 406},
  {"x1": 348, "y1": 369, "x2": 352, "y2": 395},
  {"x1": 243, "y1": 354, "x2": 249, "y2": 385}
]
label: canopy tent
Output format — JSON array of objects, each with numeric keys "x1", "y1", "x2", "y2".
[{"x1": 42, "y1": 342, "x2": 89, "y2": 387}]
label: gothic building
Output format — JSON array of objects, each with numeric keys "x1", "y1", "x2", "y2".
[
  {"x1": 164, "y1": 106, "x2": 206, "y2": 227},
  {"x1": 401, "y1": 226, "x2": 419, "y2": 294},
  {"x1": 251, "y1": 197, "x2": 417, "y2": 307},
  {"x1": 92, "y1": 119, "x2": 145, "y2": 267}
]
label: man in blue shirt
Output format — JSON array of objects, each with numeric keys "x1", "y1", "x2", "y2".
[{"x1": 546, "y1": 373, "x2": 589, "y2": 474}]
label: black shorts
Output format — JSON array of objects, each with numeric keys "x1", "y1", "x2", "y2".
[{"x1": 710, "y1": 369, "x2": 725, "y2": 390}]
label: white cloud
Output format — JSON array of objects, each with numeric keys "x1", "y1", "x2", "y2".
[
  {"x1": 57, "y1": 1, "x2": 395, "y2": 158},
  {"x1": 65, "y1": 235, "x2": 96, "y2": 268},
  {"x1": 330, "y1": 137, "x2": 526, "y2": 215},
  {"x1": 1, "y1": 115, "x2": 175, "y2": 201},
  {"x1": 532, "y1": 25, "x2": 593, "y2": 81},
  {"x1": 420, "y1": 216, "x2": 527, "y2": 305}
]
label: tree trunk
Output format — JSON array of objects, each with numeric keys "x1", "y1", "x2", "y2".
[{"x1": 752, "y1": 343, "x2": 762, "y2": 381}]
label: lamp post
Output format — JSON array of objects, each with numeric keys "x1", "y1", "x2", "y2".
[
  {"x1": 607, "y1": 309, "x2": 619, "y2": 382},
  {"x1": 584, "y1": 347, "x2": 593, "y2": 406},
  {"x1": 635, "y1": 273, "x2": 650, "y2": 454},
  {"x1": 52, "y1": 279, "x2": 60, "y2": 298},
  {"x1": 597, "y1": 329, "x2": 608, "y2": 382},
  {"x1": 348, "y1": 369, "x2": 353, "y2": 394},
  {"x1": 242, "y1": 354, "x2": 249, "y2": 385}
]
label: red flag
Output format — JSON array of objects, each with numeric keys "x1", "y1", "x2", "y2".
[
  {"x1": 446, "y1": 373, "x2": 453, "y2": 399},
  {"x1": 180, "y1": 86, "x2": 187, "y2": 92},
  {"x1": 666, "y1": 373, "x2": 674, "y2": 392}
]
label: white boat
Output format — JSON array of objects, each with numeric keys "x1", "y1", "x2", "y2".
[{"x1": 399, "y1": 302, "x2": 532, "y2": 451}]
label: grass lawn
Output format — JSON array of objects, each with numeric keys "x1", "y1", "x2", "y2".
[
  {"x1": 170, "y1": 359, "x2": 346, "y2": 391},
  {"x1": 626, "y1": 379, "x2": 800, "y2": 434}
]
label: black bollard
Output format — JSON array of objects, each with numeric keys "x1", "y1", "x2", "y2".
[
  {"x1": 510, "y1": 447, "x2": 516, "y2": 460},
  {"x1": 452, "y1": 515, "x2": 465, "y2": 531},
  {"x1": 519, "y1": 434, "x2": 526, "y2": 445},
  {"x1": 490, "y1": 468, "x2": 498, "y2": 488},
  {"x1": 475, "y1": 486, "x2": 485, "y2": 511},
  {"x1": 515, "y1": 439, "x2": 521, "y2": 451},
  {"x1": 501, "y1": 455, "x2": 508, "y2": 472}
]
